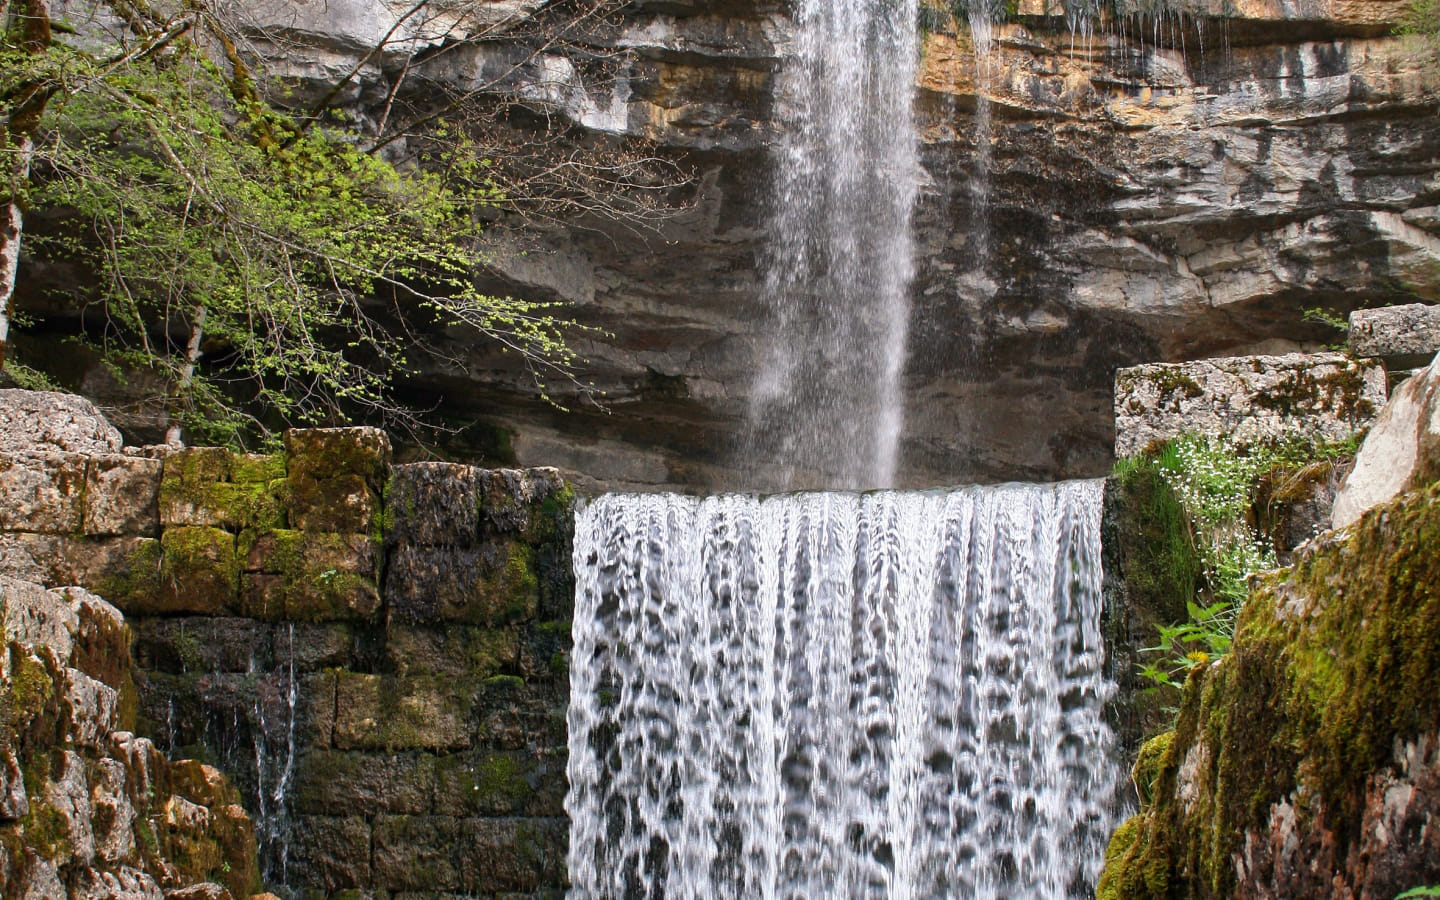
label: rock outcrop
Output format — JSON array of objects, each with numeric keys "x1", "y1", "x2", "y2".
[
  {"x1": 0, "y1": 576, "x2": 261, "y2": 899},
  {"x1": 1097, "y1": 479, "x2": 1440, "y2": 899},
  {"x1": 1099, "y1": 354, "x2": 1440, "y2": 898},
  {"x1": 1332, "y1": 353, "x2": 1440, "y2": 527},
  {"x1": 0, "y1": 390, "x2": 123, "y2": 456},
  {"x1": 1113, "y1": 352, "x2": 1385, "y2": 457},
  {"x1": 1349, "y1": 302, "x2": 1440, "y2": 369}
]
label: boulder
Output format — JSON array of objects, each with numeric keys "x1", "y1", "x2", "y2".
[
  {"x1": 1114, "y1": 353, "x2": 1386, "y2": 458},
  {"x1": 1332, "y1": 354, "x2": 1440, "y2": 528},
  {"x1": 0, "y1": 391, "x2": 122, "y2": 456}
]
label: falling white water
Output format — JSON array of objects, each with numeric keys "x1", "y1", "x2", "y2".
[
  {"x1": 253, "y1": 625, "x2": 298, "y2": 890},
  {"x1": 566, "y1": 481, "x2": 1119, "y2": 899},
  {"x1": 746, "y1": 0, "x2": 922, "y2": 491}
]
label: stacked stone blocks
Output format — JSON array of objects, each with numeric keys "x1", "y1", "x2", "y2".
[{"x1": 0, "y1": 392, "x2": 577, "y2": 898}]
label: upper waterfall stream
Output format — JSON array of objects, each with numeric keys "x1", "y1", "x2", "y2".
[
  {"x1": 566, "y1": 481, "x2": 1120, "y2": 899},
  {"x1": 745, "y1": 0, "x2": 921, "y2": 491}
]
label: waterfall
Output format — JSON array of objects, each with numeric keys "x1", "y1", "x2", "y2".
[
  {"x1": 746, "y1": 0, "x2": 922, "y2": 491},
  {"x1": 565, "y1": 481, "x2": 1120, "y2": 899}
]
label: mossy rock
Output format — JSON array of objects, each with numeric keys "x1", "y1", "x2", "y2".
[
  {"x1": 229, "y1": 453, "x2": 286, "y2": 484},
  {"x1": 19, "y1": 795, "x2": 71, "y2": 862},
  {"x1": 1102, "y1": 458, "x2": 1201, "y2": 756},
  {"x1": 290, "y1": 751, "x2": 437, "y2": 816},
  {"x1": 284, "y1": 473, "x2": 381, "y2": 535},
  {"x1": 1105, "y1": 459, "x2": 1198, "y2": 626},
  {"x1": 284, "y1": 428, "x2": 391, "y2": 491},
  {"x1": 332, "y1": 671, "x2": 469, "y2": 751},
  {"x1": 1097, "y1": 483, "x2": 1440, "y2": 898},
  {"x1": 1132, "y1": 731, "x2": 1175, "y2": 807},
  {"x1": 163, "y1": 447, "x2": 230, "y2": 484},
  {"x1": 158, "y1": 449, "x2": 285, "y2": 531},
  {"x1": 385, "y1": 540, "x2": 543, "y2": 626},
  {"x1": 434, "y1": 752, "x2": 536, "y2": 816},
  {"x1": 2, "y1": 644, "x2": 64, "y2": 754},
  {"x1": 238, "y1": 530, "x2": 380, "y2": 622},
  {"x1": 383, "y1": 625, "x2": 519, "y2": 682},
  {"x1": 128, "y1": 527, "x2": 241, "y2": 616}
]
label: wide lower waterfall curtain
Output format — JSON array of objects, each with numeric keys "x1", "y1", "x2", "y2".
[{"x1": 566, "y1": 482, "x2": 1120, "y2": 900}]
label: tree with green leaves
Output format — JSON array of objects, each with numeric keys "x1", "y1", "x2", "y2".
[{"x1": 1, "y1": 0, "x2": 645, "y2": 446}]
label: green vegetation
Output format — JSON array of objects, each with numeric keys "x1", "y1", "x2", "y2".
[
  {"x1": 1302, "y1": 305, "x2": 1350, "y2": 351},
  {"x1": 1400, "y1": 0, "x2": 1440, "y2": 43},
  {"x1": 1, "y1": 2, "x2": 581, "y2": 448},
  {"x1": 1116, "y1": 433, "x2": 1358, "y2": 699}
]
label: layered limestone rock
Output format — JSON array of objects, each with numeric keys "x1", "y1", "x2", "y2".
[
  {"x1": 0, "y1": 576, "x2": 261, "y2": 899},
  {"x1": 19, "y1": 0, "x2": 1440, "y2": 489},
  {"x1": 1113, "y1": 352, "x2": 1386, "y2": 456}
]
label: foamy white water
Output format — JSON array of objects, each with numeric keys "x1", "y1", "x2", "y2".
[{"x1": 566, "y1": 481, "x2": 1119, "y2": 899}]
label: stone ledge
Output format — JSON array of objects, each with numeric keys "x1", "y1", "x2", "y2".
[
  {"x1": 1349, "y1": 303, "x2": 1440, "y2": 369},
  {"x1": 1114, "y1": 353, "x2": 1386, "y2": 458}
]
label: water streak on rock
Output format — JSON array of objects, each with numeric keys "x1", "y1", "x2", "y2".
[{"x1": 567, "y1": 481, "x2": 1119, "y2": 898}]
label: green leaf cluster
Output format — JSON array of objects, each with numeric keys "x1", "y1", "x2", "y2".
[{"x1": 8, "y1": 6, "x2": 581, "y2": 447}]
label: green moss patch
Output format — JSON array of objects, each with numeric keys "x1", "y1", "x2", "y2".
[
  {"x1": 159, "y1": 449, "x2": 286, "y2": 531},
  {"x1": 238, "y1": 529, "x2": 379, "y2": 622},
  {"x1": 435, "y1": 752, "x2": 534, "y2": 815},
  {"x1": 1109, "y1": 454, "x2": 1200, "y2": 626},
  {"x1": 150, "y1": 527, "x2": 240, "y2": 615},
  {"x1": 283, "y1": 427, "x2": 391, "y2": 490}
]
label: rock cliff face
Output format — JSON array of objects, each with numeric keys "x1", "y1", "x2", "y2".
[{"x1": 125, "y1": 0, "x2": 1435, "y2": 491}]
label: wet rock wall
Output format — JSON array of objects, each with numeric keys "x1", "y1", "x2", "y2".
[{"x1": 18, "y1": 1, "x2": 1440, "y2": 492}]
